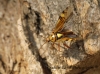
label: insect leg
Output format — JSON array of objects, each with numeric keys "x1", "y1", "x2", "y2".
[
  {"x1": 63, "y1": 42, "x2": 70, "y2": 49},
  {"x1": 57, "y1": 42, "x2": 60, "y2": 51}
]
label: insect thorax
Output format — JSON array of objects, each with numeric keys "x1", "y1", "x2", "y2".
[{"x1": 47, "y1": 32, "x2": 63, "y2": 42}]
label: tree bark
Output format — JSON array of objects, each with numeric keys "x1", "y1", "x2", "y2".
[{"x1": 0, "y1": 0, "x2": 100, "y2": 74}]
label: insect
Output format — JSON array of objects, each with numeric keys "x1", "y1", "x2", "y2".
[{"x1": 40, "y1": 5, "x2": 77, "y2": 51}]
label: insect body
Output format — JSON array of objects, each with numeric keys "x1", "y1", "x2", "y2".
[
  {"x1": 46, "y1": 5, "x2": 76, "y2": 44},
  {"x1": 40, "y1": 5, "x2": 77, "y2": 51}
]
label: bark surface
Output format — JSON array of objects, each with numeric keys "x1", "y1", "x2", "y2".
[{"x1": 0, "y1": 0, "x2": 100, "y2": 74}]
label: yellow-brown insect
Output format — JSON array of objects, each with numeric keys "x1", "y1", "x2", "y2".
[{"x1": 41, "y1": 5, "x2": 77, "y2": 50}]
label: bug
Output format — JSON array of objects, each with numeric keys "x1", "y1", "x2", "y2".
[{"x1": 40, "y1": 5, "x2": 77, "y2": 51}]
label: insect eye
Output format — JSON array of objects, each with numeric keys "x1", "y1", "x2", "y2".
[{"x1": 50, "y1": 34, "x2": 56, "y2": 42}]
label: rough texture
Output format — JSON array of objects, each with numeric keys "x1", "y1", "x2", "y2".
[{"x1": 0, "y1": 0, "x2": 100, "y2": 74}]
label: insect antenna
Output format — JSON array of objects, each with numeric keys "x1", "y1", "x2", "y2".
[
  {"x1": 38, "y1": 34, "x2": 49, "y2": 56},
  {"x1": 39, "y1": 40, "x2": 48, "y2": 50},
  {"x1": 39, "y1": 33, "x2": 50, "y2": 50}
]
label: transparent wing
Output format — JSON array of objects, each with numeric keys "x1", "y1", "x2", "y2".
[{"x1": 52, "y1": 5, "x2": 73, "y2": 33}]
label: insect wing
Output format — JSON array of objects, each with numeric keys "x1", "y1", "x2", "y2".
[
  {"x1": 52, "y1": 5, "x2": 73, "y2": 33},
  {"x1": 61, "y1": 31, "x2": 77, "y2": 38}
]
